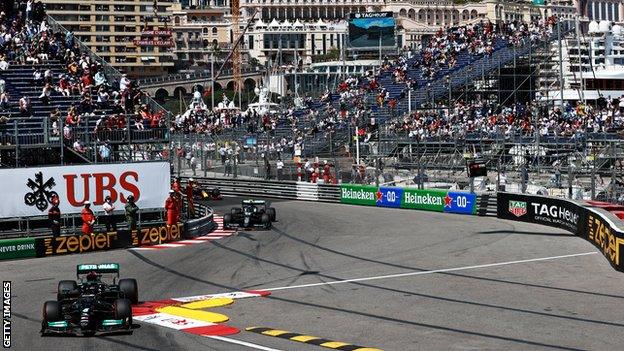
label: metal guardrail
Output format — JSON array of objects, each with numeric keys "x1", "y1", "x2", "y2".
[
  {"x1": 0, "y1": 207, "x2": 166, "y2": 239},
  {"x1": 185, "y1": 177, "x2": 341, "y2": 203},
  {"x1": 183, "y1": 177, "x2": 500, "y2": 218}
]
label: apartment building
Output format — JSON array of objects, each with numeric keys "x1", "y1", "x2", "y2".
[{"x1": 45, "y1": 0, "x2": 177, "y2": 77}]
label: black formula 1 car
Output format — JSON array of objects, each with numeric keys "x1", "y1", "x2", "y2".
[
  {"x1": 41, "y1": 263, "x2": 138, "y2": 336},
  {"x1": 223, "y1": 199, "x2": 276, "y2": 229},
  {"x1": 193, "y1": 186, "x2": 222, "y2": 201}
]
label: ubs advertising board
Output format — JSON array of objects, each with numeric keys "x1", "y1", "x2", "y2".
[
  {"x1": 497, "y1": 192, "x2": 624, "y2": 272},
  {"x1": 0, "y1": 162, "x2": 170, "y2": 218}
]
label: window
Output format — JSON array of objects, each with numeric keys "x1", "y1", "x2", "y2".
[
  {"x1": 96, "y1": 15, "x2": 110, "y2": 21},
  {"x1": 212, "y1": 27, "x2": 218, "y2": 35},
  {"x1": 95, "y1": 25, "x2": 110, "y2": 31},
  {"x1": 248, "y1": 35, "x2": 254, "y2": 49}
]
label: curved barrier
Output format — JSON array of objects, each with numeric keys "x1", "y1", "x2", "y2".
[
  {"x1": 497, "y1": 192, "x2": 624, "y2": 272},
  {"x1": 0, "y1": 204, "x2": 217, "y2": 261}
]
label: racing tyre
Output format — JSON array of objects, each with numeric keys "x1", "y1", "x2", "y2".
[
  {"x1": 261, "y1": 213, "x2": 271, "y2": 229},
  {"x1": 119, "y1": 279, "x2": 139, "y2": 304},
  {"x1": 114, "y1": 299, "x2": 133, "y2": 328},
  {"x1": 57, "y1": 280, "x2": 78, "y2": 301},
  {"x1": 231, "y1": 208, "x2": 242, "y2": 216},
  {"x1": 267, "y1": 207, "x2": 276, "y2": 222},
  {"x1": 211, "y1": 188, "x2": 221, "y2": 199},
  {"x1": 223, "y1": 213, "x2": 232, "y2": 229},
  {"x1": 43, "y1": 301, "x2": 61, "y2": 322}
]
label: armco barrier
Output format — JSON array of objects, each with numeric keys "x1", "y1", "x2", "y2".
[
  {"x1": 188, "y1": 177, "x2": 482, "y2": 216},
  {"x1": 340, "y1": 184, "x2": 477, "y2": 215},
  {"x1": 186, "y1": 177, "x2": 341, "y2": 203},
  {"x1": 0, "y1": 237, "x2": 37, "y2": 259},
  {"x1": 497, "y1": 192, "x2": 624, "y2": 272},
  {"x1": 0, "y1": 205, "x2": 216, "y2": 261}
]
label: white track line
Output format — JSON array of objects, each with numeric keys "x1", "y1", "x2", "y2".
[
  {"x1": 259, "y1": 252, "x2": 598, "y2": 293},
  {"x1": 207, "y1": 336, "x2": 285, "y2": 351}
]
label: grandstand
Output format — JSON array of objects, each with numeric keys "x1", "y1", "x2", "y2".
[{"x1": 0, "y1": 14, "x2": 170, "y2": 167}]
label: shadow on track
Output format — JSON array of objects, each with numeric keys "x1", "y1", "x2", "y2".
[
  {"x1": 271, "y1": 227, "x2": 624, "y2": 300},
  {"x1": 205, "y1": 241, "x2": 595, "y2": 351}
]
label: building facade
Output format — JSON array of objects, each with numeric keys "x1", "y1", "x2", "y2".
[
  {"x1": 171, "y1": 4, "x2": 232, "y2": 69},
  {"x1": 45, "y1": 0, "x2": 177, "y2": 77}
]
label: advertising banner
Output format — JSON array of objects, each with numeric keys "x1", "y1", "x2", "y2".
[
  {"x1": 400, "y1": 188, "x2": 446, "y2": 212},
  {"x1": 496, "y1": 192, "x2": 584, "y2": 234},
  {"x1": 130, "y1": 223, "x2": 184, "y2": 247},
  {"x1": 340, "y1": 184, "x2": 377, "y2": 206},
  {"x1": 583, "y1": 210, "x2": 624, "y2": 272},
  {"x1": 33, "y1": 222, "x2": 188, "y2": 257},
  {"x1": 496, "y1": 192, "x2": 624, "y2": 272},
  {"x1": 0, "y1": 162, "x2": 170, "y2": 218},
  {"x1": 377, "y1": 187, "x2": 403, "y2": 208},
  {"x1": 35, "y1": 231, "x2": 130, "y2": 257},
  {"x1": 0, "y1": 238, "x2": 36, "y2": 260},
  {"x1": 444, "y1": 192, "x2": 477, "y2": 215}
]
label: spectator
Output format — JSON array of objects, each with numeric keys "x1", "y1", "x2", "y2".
[
  {"x1": 19, "y1": 96, "x2": 31, "y2": 116},
  {"x1": 39, "y1": 83, "x2": 52, "y2": 105},
  {"x1": 125, "y1": 195, "x2": 139, "y2": 230},
  {"x1": 98, "y1": 141, "x2": 111, "y2": 162},
  {"x1": 102, "y1": 196, "x2": 116, "y2": 232},
  {"x1": 276, "y1": 158, "x2": 284, "y2": 180},
  {"x1": 48, "y1": 196, "x2": 61, "y2": 237}
]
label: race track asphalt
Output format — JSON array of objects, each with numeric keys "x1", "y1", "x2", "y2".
[{"x1": 3, "y1": 196, "x2": 624, "y2": 351}]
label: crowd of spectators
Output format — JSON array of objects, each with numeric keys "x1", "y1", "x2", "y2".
[
  {"x1": 386, "y1": 98, "x2": 624, "y2": 141},
  {"x1": 0, "y1": 1, "x2": 166, "y2": 154}
]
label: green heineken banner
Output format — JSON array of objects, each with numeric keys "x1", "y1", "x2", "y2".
[
  {"x1": 340, "y1": 184, "x2": 476, "y2": 214},
  {"x1": 0, "y1": 237, "x2": 37, "y2": 260},
  {"x1": 400, "y1": 188, "x2": 447, "y2": 212},
  {"x1": 340, "y1": 184, "x2": 377, "y2": 206}
]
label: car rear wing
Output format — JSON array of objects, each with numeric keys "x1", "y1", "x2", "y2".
[
  {"x1": 242, "y1": 200, "x2": 266, "y2": 205},
  {"x1": 77, "y1": 263, "x2": 120, "y2": 279}
]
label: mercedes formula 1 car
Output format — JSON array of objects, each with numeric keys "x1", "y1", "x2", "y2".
[
  {"x1": 223, "y1": 199, "x2": 276, "y2": 229},
  {"x1": 41, "y1": 263, "x2": 138, "y2": 336}
]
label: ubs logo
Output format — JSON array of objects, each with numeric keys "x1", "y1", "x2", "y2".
[{"x1": 24, "y1": 172, "x2": 58, "y2": 212}]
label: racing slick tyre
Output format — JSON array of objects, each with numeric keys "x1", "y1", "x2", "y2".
[
  {"x1": 211, "y1": 188, "x2": 221, "y2": 199},
  {"x1": 267, "y1": 207, "x2": 276, "y2": 222},
  {"x1": 223, "y1": 213, "x2": 232, "y2": 229},
  {"x1": 43, "y1": 301, "x2": 61, "y2": 322},
  {"x1": 114, "y1": 299, "x2": 133, "y2": 328},
  {"x1": 261, "y1": 213, "x2": 271, "y2": 229},
  {"x1": 231, "y1": 208, "x2": 242, "y2": 216},
  {"x1": 57, "y1": 280, "x2": 78, "y2": 301},
  {"x1": 119, "y1": 279, "x2": 139, "y2": 305}
]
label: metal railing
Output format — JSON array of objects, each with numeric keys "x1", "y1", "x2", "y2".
[{"x1": 137, "y1": 66, "x2": 264, "y2": 87}]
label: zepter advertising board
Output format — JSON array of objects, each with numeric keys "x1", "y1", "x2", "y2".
[
  {"x1": 348, "y1": 12, "x2": 396, "y2": 49},
  {"x1": 0, "y1": 162, "x2": 170, "y2": 218}
]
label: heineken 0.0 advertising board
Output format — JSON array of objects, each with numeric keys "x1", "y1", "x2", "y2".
[
  {"x1": 400, "y1": 188, "x2": 447, "y2": 212},
  {"x1": 0, "y1": 237, "x2": 37, "y2": 260},
  {"x1": 340, "y1": 184, "x2": 475, "y2": 214},
  {"x1": 340, "y1": 184, "x2": 378, "y2": 206}
]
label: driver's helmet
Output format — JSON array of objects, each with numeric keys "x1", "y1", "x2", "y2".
[{"x1": 86, "y1": 271, "x2": 99, "y2": 282}]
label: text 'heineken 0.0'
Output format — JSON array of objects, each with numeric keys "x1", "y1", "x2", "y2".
[
  {"x1": 400, "y1": 189, "x2": 446, "y2": 212},
  {"x1": 340, "y1": 184, "x2": 377, "y2": 206}
]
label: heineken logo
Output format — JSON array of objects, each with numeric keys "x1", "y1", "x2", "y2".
[
  {"x1": 341, "y1": 188, "x2": 375, "y2": 201},
  {"x1": 403, "y1": 192, "x2": 443, "y2": 206},
  {"x1": 509, "y1": 200, "x2": 527, "y2": 217}
]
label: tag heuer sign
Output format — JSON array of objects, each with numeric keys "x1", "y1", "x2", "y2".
[{"x1": 508, "y1": 200, "x2": 527, "y2": 217}]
